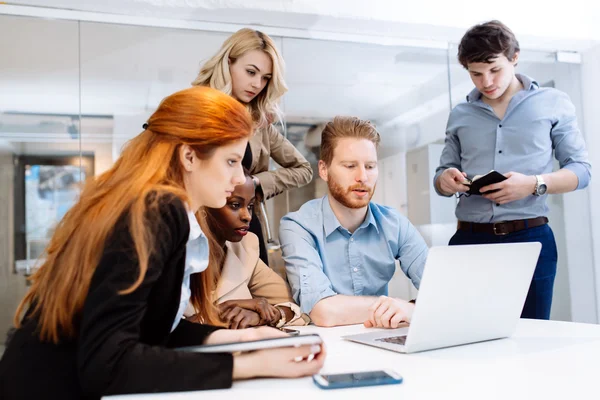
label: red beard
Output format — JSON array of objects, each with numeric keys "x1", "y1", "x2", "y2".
[{"x1": 328, "y1": 180, "x2": 375, "y2": 209}]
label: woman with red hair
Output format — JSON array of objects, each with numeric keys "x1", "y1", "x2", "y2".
[{"x1": 0, "y1": 86, "x2": 325, "y2": 399}]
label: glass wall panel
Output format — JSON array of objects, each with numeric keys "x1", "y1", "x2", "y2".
[
  {"x1": 0, "y1": 12, "x2": 592, "y2": 337},
  {"x1": 0, "y1": 15, "x2": 81, "y2": 343},
  {"x1": 278, "y1": 38, "x2": 453, "y2": 299},
  {"x1": 79, "y1": 22, "x2": 241, "y2": 174}
]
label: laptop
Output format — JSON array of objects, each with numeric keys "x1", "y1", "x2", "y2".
[{"x1": 343, "y1": 242, "x2": 541, "y2": 354}]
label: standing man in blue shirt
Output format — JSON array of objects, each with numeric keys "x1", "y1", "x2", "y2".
[
  {"x1": 434, "y1": 21, "x2": 591, "y2": 320},
  {"x1": 280, "y1": 116, "x2": 428, "y2": 328}
]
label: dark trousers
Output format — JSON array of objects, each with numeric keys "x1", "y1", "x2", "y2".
[{"x1": 449, "y1": 223, "x2": 558, "y2": 320}]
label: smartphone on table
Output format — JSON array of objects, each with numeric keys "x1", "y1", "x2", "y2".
[
  {"x1": 313, "y1": 369, "x2": 403, "y2": 389},
  {"x1": 279, "y1": 327, "x2": 300, "y2": 336}
]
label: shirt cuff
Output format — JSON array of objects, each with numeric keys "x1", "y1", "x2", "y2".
[
  {"x1": 562, "y1": 163, "x2": 591, "y2": 190},
  {"x1": 300, "y1": 287, "x2": 337, "y2": 314},
  {"x1": 275, "y1": 301, "x2": 307, "y2": 326},
  {"x1": 254, "y1": 171, "x2": 276, "y2": 199}
]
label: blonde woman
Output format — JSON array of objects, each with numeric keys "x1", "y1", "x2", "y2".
[{"x1": 192, "y1": 28, "x2": 313, "y2": 265}]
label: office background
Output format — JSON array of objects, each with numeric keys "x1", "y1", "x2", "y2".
[{"x1": 1, "y1": 1, "x2": 599, "y2": 348}]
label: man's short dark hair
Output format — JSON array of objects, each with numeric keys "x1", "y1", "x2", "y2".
[{"x1": 458, "y1": 20, "x2": 520, "y2": 68}]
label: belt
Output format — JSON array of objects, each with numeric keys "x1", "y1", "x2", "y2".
[{"x1": 457, "y1": 217, "x2": 548, "y2": 236}]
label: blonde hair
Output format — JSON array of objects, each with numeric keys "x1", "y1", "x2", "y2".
[{"x1": 192, "y1": 28, "x2": 288, "y2": 128}]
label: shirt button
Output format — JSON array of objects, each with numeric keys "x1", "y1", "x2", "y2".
[
  {"x1": 498, "y1": 150, "x2": 502, "y2": 154},
  {"x1": 353, "y1": 268, "x2": 358, "y2": 272},
  {"x1": 350, "y1": 238, "x2": 354, "y2": 242},
  {"x1": 496, "y1": 203, "x2": 500, "y2": 206},
  {"x1": 499, "y1": 124, "x2": 503, "y2": 128}
]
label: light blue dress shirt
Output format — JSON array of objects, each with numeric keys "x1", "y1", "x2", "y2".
[
  {"x1": 434, "y1": 74, "x2": 591, "y2": 223},
  {"x1": 279, "y1": 196, "x2": 428, "y2": 314},
  {"x1": 171, "y1": 210, "x2": 209, "y2": 332}
]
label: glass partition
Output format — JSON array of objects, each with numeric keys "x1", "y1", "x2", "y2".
[
  {"x1": 0, "y1": 13, "x2": 594, "y2": 347},
  {"x1": 276, "y1": 38, "x2": 453, "y2": 298},
  {"x1": 79, "y1": 22, "x2": 243, "y2": 172},
  {"x1": 0, "y1": 14, "x2": 81, "y2": 340}
]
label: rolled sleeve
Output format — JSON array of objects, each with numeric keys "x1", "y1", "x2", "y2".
[
  {"x1": 563, "y1": 163, "x2": 591, "y2": 189},
  {"x1": 279, "y1": 217, "x2": 337, "y2": 314},
  {"x1": 551, "y1": 91, "x2": 592, "y2": 190},
  {"x1": 256, "y1": 125, "x2": 313, "y2": 200},
  {"x1": 396, "y1": 217, "x2": 429, "y2": 290},
  {"x1": 297, "y1": 286, "x2": 337, "y2": 315}
]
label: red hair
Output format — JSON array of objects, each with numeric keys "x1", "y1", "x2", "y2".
[{"x1": 15, "y1": 86, "x2": 253, "y2": 343}]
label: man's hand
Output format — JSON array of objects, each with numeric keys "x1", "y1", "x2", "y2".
[
  {"x1": 437, "y1": 168, "x2": 470, "y2": 196},
  {"x1": 480, "y1": 172, "x2": 537, "y2": 204},
  {"x1": 364, "y1": 296, "x2": 415, "y2": 329},
  {"x1": 219, "y1": 298, "x2": 279, "y2": 326}
]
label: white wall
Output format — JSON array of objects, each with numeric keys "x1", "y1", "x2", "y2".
[
  {"x1": 581, "y1": 44, "x2": 600, "y2": 322},
  {"x1": 375, "y1": 152, "x2": 418, "y2": 301},
  {"x1": 519, "y1": 61, "x2": 597, "y2": 323},
  {"x1": 112, "y1": 113, "x2": 153, "y2": 161},
  {"x1": 0, "y1": 150, "x2": 14, "y2": 275},
  {"x1": 0, "y1": 148, "x2": 19, "y2": 341}
]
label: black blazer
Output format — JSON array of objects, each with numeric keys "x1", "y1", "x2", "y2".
[{"x1": 0, "y1": 196, "x2": 233, "y2": 399}]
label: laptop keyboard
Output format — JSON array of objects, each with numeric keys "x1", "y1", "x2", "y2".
[{"x1": 375, "y1": 335, "x2": 407, "y2": 346}]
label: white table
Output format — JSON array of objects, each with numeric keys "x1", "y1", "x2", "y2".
[{"x1": 107, "y1": 319, "x2": 600, "y2": 400}]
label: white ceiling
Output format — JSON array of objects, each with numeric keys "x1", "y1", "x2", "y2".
[
  {"x1": 0, "y1": 5, "x2": 575, "y2": 157},
  {"x1": 5, "y1": 0, "x2": 600, "y2": 51}
]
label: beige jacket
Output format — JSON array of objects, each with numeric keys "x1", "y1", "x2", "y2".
[
  {"x1": 248, "y1": 124, "x2": 313, "y2": 200},
  {"x1": 185, "y1": 233, "x2": 307, "y2": 326}
]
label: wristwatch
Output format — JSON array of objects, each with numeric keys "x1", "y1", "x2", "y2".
[{"x1": 533, "y1": 175, "x2": 547, "y2": 196}]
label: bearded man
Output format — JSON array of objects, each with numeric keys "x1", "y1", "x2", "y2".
[{"x1": 279, "y1": 116, "x2": 428, "y2": 328}]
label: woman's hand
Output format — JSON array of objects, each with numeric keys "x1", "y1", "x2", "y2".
[
  {"x1": 219, "y1": 298, "x2": 280, "y2": 325},
  {"x1": 232, "y1": 343, "x2": 327, "y2": 380},
  {"x1": 221, "y1": 306, "x2": 261, "y2": 329},
  {"x1": 238, "y1": 326, "x2": 288, "y2": 342}
]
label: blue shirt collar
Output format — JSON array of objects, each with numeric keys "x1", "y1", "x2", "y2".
[
  {"x1": 466, "y1": 73, "x2": 539, "y2": 103},
  {"x1": 322, "y1": 195, "x2": 379, "y2": 237}
]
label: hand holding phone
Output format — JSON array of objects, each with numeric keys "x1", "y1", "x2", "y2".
[{"x1": 313, "y1": 369, "x2": 403, "y2": 389}]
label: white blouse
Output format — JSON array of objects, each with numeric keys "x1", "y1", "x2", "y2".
[{"x1": 170, "y1": 210, "x2": 209, "y2": 332}]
